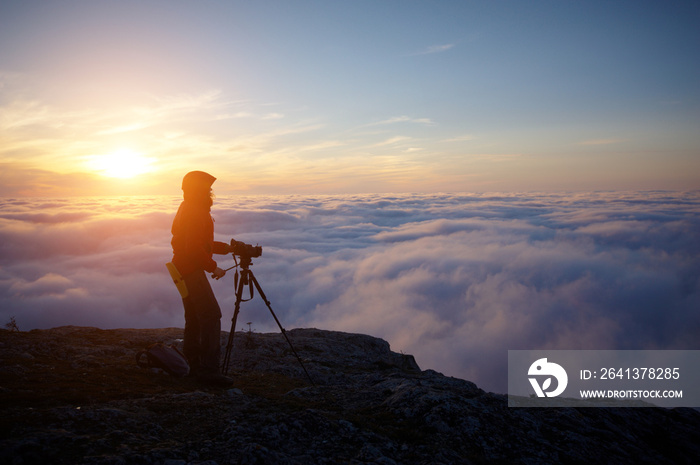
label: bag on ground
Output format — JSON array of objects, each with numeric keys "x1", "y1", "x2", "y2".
[{"x1": 136, "y1": 342, "x2": 190, "y2": 377}]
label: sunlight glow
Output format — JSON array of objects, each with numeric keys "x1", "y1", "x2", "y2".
[{"x1": 87, "y1": 149, "x2": 156, "y2": 178}]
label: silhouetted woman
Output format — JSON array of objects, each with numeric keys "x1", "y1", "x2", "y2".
[{"x1": 171, "y1": 171, "x2": 233, "y2": 386}]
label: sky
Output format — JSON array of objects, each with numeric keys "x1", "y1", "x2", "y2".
[
  {"x1": 1, "y1": 0, "x2": 699, "y2": 195},
  {"x1": 1, "y1": 192, "x2": 698, "y2": 393}
]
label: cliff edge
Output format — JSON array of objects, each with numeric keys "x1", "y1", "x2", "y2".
[{"x1": 1, "y1": 326, "x2": 698, "y2": 464}]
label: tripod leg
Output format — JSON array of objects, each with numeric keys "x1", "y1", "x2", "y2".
[
  {"x1": 222, "y1": 270, "x2": 247, "y2": 375},
  {"x1": 248, "y1": 271, "x2": 315, "y2": 386}
]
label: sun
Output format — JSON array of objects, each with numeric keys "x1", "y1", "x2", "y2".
[{"x1": 87, "y1": 149, "x2": 156, "y2": 178}]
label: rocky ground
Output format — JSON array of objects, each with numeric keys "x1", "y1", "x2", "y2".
[{"x1": 1, "y1": 326, "x2": 699, "y2": 465}]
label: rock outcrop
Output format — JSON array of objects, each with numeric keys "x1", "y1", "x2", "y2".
[{"x1": 1, "y1": 326, "x2": 698, "y2": 464}]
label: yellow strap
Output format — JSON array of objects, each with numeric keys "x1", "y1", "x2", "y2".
[{"x1": 165, "y1": 262, "x2": 189, "y2": 299}]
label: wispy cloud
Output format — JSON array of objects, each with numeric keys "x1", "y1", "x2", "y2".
[
  {"x1": 371, "y1": 136, "x2": 413, "y2": 147},
  {"x1": 0, "y1": 100, "x2": 52, "y2": 131},
  {"x1": 442, "y1": 135, "x2": 476, "y2": 143},
  {"x1": 96, "y1": 123, "x2": 152, "y2": 135},
  {"x1": 371, "y1": 116, "x2": 436, "y2": 126},
  {"x1": 213, "y1": 110, "x2": 285, "y2": 121},
  {"x1": 213, "y1": 111, "x2": 254, "y2": 120},
  {"x1": 410, "y1": 43, "x2": 455, "y2": 56}
]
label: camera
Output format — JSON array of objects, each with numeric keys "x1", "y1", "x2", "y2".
[{"x1": 230, "y1": 239, "x2": 262, "y2": 258}]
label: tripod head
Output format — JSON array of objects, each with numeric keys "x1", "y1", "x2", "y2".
[{"x1": 237, "y1": 255, "x2": 253, "y2": 269}]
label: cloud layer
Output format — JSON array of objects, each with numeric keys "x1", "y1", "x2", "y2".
[{"x1": 1, "y1": 192, "x2": 698, "y2": 392}]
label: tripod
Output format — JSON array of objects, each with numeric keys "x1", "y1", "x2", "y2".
[{"x1": 221, "y1": 255, "x2": 314, "y2": 385}]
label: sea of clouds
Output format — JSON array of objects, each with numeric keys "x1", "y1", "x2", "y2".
[{"x1": 1, "y1": 191, "x2": 698, "y2": 392}]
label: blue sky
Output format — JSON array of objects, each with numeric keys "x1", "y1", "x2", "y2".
[{"x1": 1, "y1": 0, "x2": 699, "y2": 195}]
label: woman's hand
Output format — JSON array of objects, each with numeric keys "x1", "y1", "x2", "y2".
[{"x1": 211, "y1": 267, "x2": 226, "y2": 280}]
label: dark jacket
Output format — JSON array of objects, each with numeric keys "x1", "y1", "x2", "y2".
[{"x1": 171, "y1": 200, "x2": 227, "y2": 276}]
